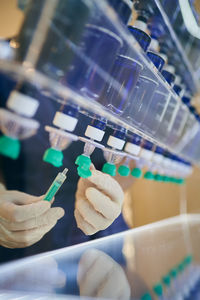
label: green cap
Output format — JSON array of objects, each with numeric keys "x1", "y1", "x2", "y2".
[
  {"x1": 43, "y1": 147, "x2": 63, "y2": 167},
  {"x1": 154, "y1": 174, "x2": 162, "y2": 182},
  {"x1": 163, "y1": 176, "x2": 169, "y2": 183},
  {"x1": 118, "y1": 165, "x2": 130, "y2": 177},
  {"x1": 131, "y1": 167, "x2": 142, "y2": 178},
  {"x1": 184, "y1": 254, "x2": 193, "y2": 266},
  {"x1": 144, "y1": 171, "x2": 154, "y2": 180},
  {"x1": 177, "y1": 178, "x2": 185, "y2": 185},
  {"x1": 153, "y1": 283, "x2": 163, "y2": 296},
  {"x1": 77, "y1": 166, "x2": 92, "y2": 178},
  {"x1": 102, "y1": 162, "x2": 116, "y2": 176},
  {"x1": 170, "y1": 268, "x2": 178, "y2": 279},
  {"x1": 75, "y1": 154, "x2": 91, "y2": 170},
  {"x1": 162, "y1": 275, "x2": 171, "y2": 286},
  {"x1": 177, "y1": 263, "x2": 184, "y2": 273},
  {"x1": 0, "y1": 135, "x2": 20, "y2": 160},
  {"x1": 140, "y1": 292, "x2": 152, "y2": 300}
]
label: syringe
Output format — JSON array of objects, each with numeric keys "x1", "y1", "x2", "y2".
[{"x1": 44, "y1": 168, "x2": 68, "y2": 201}]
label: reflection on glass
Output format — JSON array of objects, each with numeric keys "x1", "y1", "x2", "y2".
[{"x1": 78, "y1": 249, "x2": 131, "y2": 299}]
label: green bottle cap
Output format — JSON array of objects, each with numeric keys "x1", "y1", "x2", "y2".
[
  {"x1": 154, "y1": 174, "x2": 162, "y2": 182},
  {"x1": 144, "y1": 171, "x2": 154, "y2": 180},
  {"x1": 0, "y1": 135, "x2": 20, "y2": 160},
  {"x1": 102, "y1": 162, "x2": 116, "y2": 176},
  {"x1": 177, "y1": 263, "x2": 184, "y2": 273},
  {"x1": 163, "y1": 176, "x2": 170, "y2": 182},
  {"x1": 77, "y1": 166, "x2": 92, "y2": 178},
  {"x1": 140, "y1": 292, "x2": 152, "y2": 300},
  {"x1": 170, "y1": 268, "x2": 178, "y2": 278},
  {"x1": 118, "y1": 165, "x2": 130, "y2": 177},
  {"x1": 43, "y1": 147, "x2": 63, "y2": 167},
  {"x1": 75, "y1": 154, "x2": 91, "y2": 170},
  {"x1": 162, "y1": 275, "x2": 171, "y2": 286},
  {"x1": 153, "y1": 283, "x2": 163, "y2": 296},
  {"x1": 131, "y1": 167, "x2": 142, "y2": 178}
]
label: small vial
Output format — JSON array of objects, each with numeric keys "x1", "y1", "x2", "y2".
[{"x1": 44, "y1": 168, "x2": 68, "y2": 201}]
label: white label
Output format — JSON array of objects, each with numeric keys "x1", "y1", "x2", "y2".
[{"x1": 125, "y1": 142, "x2": 141, "y2": 155}]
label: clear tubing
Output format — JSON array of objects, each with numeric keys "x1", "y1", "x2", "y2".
[{"x1": 44, "y1": 168, "x2": 68, "y2": 201}]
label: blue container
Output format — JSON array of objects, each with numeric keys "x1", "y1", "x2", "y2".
[
  {"x1": 67, "y1": 25, "x2": 123, "y2": 101},
  {"x1": 127, "y1": 75, "x2": 158, "y2": 127},
  {"x1": 100, "y1": 54, "x2": 143, "y2": 115},
  {"x1": 147, "y1": 51, "x2": 165, "y2": 71},
  {"x1": 173, "y1": 84, "x2": 182, "y2": 96},
  {"x1": 108, "y1": 0, "x2": 133, "y2": 25},
  {"x1": 161, "y1": 70, "x2": 175, "y2": 86},
  {"x1": 128, "y1": 26, "x2": 151, "y2": 52}
]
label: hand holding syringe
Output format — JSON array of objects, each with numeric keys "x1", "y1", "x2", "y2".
[{"x1": 44, "y1": 168, "x2": 68, "y2": 201}]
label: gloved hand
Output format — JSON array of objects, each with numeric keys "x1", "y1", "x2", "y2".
[
  {"x1": 78, "y1": 249, "x2": 131, "y2": 299},
  {"x1": 75, "y1": 169, "x2": 124, "y2": 235},
  {"x1": 0, "y1": 189, "x2": 64, "y2": 248}
]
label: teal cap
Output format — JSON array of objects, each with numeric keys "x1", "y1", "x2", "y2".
[
  {"x1": 169, "y1": 268, "x2": 178, "y2": 279},
  {"x1": 43, "y1": 147, "x2": 64, "y2": 167},
  {"x1": 75, "y1": 154, "x2": 91, "y2": 170},
  {"x1": 144, "y1": 171, "x2": 154, "y2": 180},
  {"x1": 77, "y1": 166, "x2": 92, "y2": 178},
  {"x1": 154, "y1": 174, "x2": 162, "y2": 182},
  {"x1": 118, "y1": 165, "x2": 130, "y2": 177},
  {"x1": 140, "y1": 292, "x2": 152, "y2": 300},
  {"x1": 102, "y1": 162, "x2": 116, "y2": 176},
  {"x1": 162, "y1": 275, "x2": 171, "y2": 286},
  {"x1": 153, "y1": 283, "x2": 163, "y2": 296},
  {"x1": 177, "y1": 263, "x2": 184, "y2": 273},
  {"x1": 0, "y1": 135, "x2": 20, "y2": 160},
  {"x1": 131, "y1": 167, "x2": 142, "y2": 178}
]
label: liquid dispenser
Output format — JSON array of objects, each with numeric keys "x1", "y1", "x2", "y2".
[
  {"x1": 43, "y1": 100, "x2": 79, "y2": 167},
  {"x1": 0, "y1": 84, "x2": 40, "y2": 159}
]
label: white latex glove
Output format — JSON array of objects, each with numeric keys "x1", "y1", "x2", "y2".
[
  {"x1": 78, "y1": 249, "x2": 131, "y2": 299},
  {"x1": 75, "y1": 170, "x2": 124, "y2": 235},
  {"x1": 0, "y1": 189, "x2": 64, "y2": 248}
]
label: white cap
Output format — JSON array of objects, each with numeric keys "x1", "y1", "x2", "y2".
[
  {"x1": 107, "y1": 135, "x2": 125, "y2": 150},
  {"x1": 152, "y1": 153, "x2": 163, "y2": 164},
  {"x1": 159, "y1": 52, "x2": 168, "y2": 63},
  {"x1": 134, "y1": 20, "x2": 147, "y2": 31},
  {"x1": 124, "y1": 142, "x2": 141, "y2": 156},
  {"x1": 85, "y1": 125, "x2": 105, "y2": 142},
  {"x1": 174, "y1": 75, "x2": 181, "y2": 85},
  {"x1": 163, "y1": 64, "x2": 175, "y2": 74},
  {"x1": 149, "y1": 38, "x2": 159, "y2": 52},
  {"x1": 7, "y1": 90, "x2": 39, "y2": 117},
  {"x1": 53, "y1": 111, "x2": 78, "y2": 132},
  {"x1": 140, "y1": 149, "x2": 153, "y2": 160}
]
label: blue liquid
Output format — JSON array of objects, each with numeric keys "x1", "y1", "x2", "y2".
[
  {"x1": 161, "y1": 70, "x2": 175, "y2": 86},
  {"x1": 128, "y1": 26, "x2": 151, "y2": 52},
  {"x1": 67, "y1": 25, "x2": 123, "y2": 101},
  {"x1": 99, "y1": 55, "x2": 143, "y2": 115},
  {"x1": 147, "y1": 51, "x2": 165, "y2": 71},
  {"x1": 108, "y1": 0, "x2": 132, "y2": 25}
]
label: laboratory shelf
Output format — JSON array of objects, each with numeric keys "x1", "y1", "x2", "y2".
[
  {"x1": 0, "y1": 0, "x2": 200, "y2": 166},
  {"x1": 147, "y1": 0, "x2": 198, "y2": 93},
  {"x1": 0, "y1": 214, "x2": 200, "y2": 299}
]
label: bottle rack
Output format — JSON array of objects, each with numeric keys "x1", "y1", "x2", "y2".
[{"x1": 0, "y1": 0, "x2": 199, "y2": 166}]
